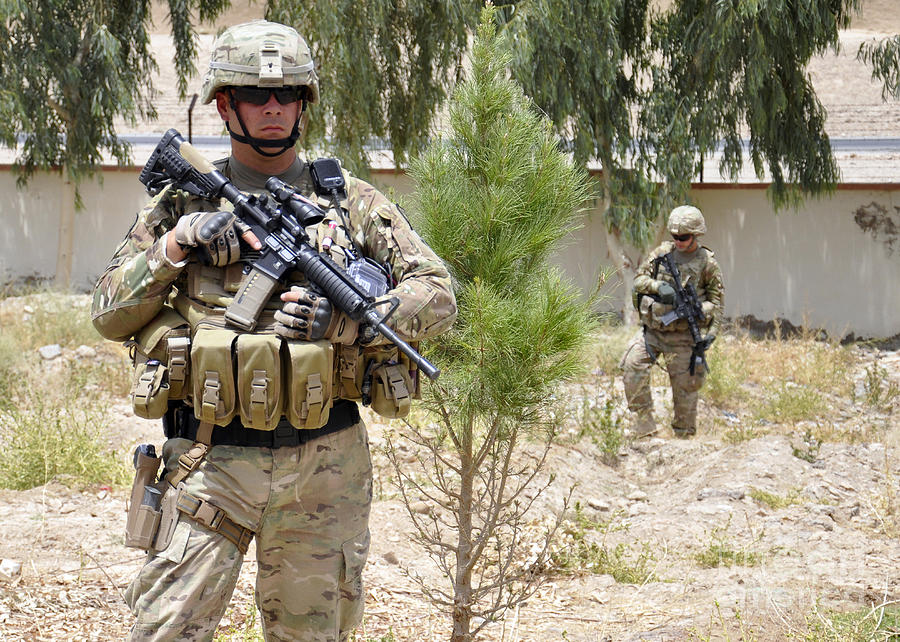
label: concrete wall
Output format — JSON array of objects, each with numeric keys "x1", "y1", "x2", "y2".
[
  {"x1": 2, "y1": 167, "x2": 899, "y2": 338},
  {"x1": 551, "y1": 185, "x2": 900, "y2": 339}
]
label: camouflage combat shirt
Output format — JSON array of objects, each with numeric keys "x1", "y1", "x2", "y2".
[
  {"x1": 91, "y1": 155, "x2": 457, "y2": 351},
  {"x1": 632, "y1": 240, "x2": 724, "y2": 335}
]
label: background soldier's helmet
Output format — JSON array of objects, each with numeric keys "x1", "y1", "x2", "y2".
[
  {"x1": 667, "y1": 205, "x2": 707, "y2": 236},
  {"x1": 200, "y1": 20, "x2": 319, "y2": 105}
]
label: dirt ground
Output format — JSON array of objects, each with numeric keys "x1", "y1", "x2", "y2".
[{"x1": 0, "y1": 328, "x2": 898, "y2": 641}]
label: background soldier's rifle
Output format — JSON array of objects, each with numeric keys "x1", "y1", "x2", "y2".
[
  {"x1": 657, "y1": 252, "x2": 714, "y2": 375},
  {"x1": 138, "y1": 128, "x2": 440, "y2": 380}
]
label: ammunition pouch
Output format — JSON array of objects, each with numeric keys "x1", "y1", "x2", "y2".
[
  {"x1": 129, "y1": 306, "x2": 190, "y2": 419},
  {"x1": 336, "y1": 343, "x2": 419, "y2": 419}
]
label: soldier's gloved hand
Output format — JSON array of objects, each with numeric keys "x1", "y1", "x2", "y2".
[
  {"x1": 657, "y1": 282, "x2": 676, "y2": 304},
  {"x1": 174, "y1": 211, "x2": 252, "y2": 266},
  {"x1": 275, "y1": 286, "x2": 359, "y2": 343}
]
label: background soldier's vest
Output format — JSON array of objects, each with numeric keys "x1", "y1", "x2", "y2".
[
  {"x1": 638, "y1": 243, "x2": 713, "y2": 333},
  {"x1": 127, "y1": 176, "x2": 418, "y2": 430}
]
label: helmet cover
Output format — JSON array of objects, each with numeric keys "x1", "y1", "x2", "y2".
[
  {"x1": 667, "y1": 205, "x2": 707, "y2": 236},
  {"x1": 200, "y1": 20, "x2": 319, "y2": 105}
]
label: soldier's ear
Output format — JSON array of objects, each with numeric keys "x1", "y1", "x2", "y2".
[{"x1": 215, "y1": 91, "x2": 230, "y2": 121}]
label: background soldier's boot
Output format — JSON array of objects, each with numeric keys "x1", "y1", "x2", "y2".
[
  {"x1": 628, "y1": 413, "x2": 658, "y2": 439},
  {"x1": 672, "y1": 424, "x2": 696, "y2": 438}
]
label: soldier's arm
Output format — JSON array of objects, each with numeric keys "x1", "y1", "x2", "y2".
[
  {"x1": 91, "y1": 191, "x2": 185, "y2": 342},
  {"x1": 632, "y1": 244, "x2": 668, "y2": 295},
  {"x1": 702, "y1": 253, "x2": 724, "y2": 336},
  {"x1": 345, "y1": 177, "x2": 457, "y2": 343}
]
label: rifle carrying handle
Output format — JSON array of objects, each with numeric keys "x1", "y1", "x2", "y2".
[{"x1": 226, "y1": 268, "x2": 280, "y2": 332}]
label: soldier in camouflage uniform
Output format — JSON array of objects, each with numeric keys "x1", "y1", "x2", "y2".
[
  {"x1": 91, "y1": 21, "x2": 456, "y2": 641},
  {"x1": 621, "y1": 205, "x2": 724, "y2": 438}
]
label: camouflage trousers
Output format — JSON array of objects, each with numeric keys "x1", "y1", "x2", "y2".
[
  {"x1": 621, "y1": 328, "x2": 706, "y2": 431},
  {"x1": 124, "y1": 421, "x2": 373, "y2": 642}
]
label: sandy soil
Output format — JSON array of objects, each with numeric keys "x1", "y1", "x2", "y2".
[{"x1": 1, "y1": 330, "x2": 898, "y2": 641}]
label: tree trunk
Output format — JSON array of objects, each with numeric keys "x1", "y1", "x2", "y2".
[
  {"x1": 605, "y1": 225, "x2": 639, "y2": 326},
  {"x1": 451, "y1": 428, "x2": 474, "y2": 642},
  {"x1": 55, "y1": 171, "x2": 76, "y2": 289}
]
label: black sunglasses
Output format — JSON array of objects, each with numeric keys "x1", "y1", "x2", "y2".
[
  {"x1": 230, "y1": 86, "x2": 306, "y2": 106},
  {"x1": 671, "y1": 233, "x2": 692, "y2": 242}
]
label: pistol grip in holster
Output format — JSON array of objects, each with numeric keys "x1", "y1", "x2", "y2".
[{"x1": 225, "y1": 267, "x2": 280, "y2": 331}]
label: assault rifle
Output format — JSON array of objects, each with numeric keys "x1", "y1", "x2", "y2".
[
  {"x1": 657, "y1": 252, "x2": 714, "y2": 375},
  {"x1": 138, "y1": 128, "x2": 440, "y2": 380}
]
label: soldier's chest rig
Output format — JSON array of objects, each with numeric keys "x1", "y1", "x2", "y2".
[
  {"x1": 637, "y1": 244, "x2": 711, "y2": 333},
  {"x1": 129, "y1": 161, "x2": 418, "y2": 434}
]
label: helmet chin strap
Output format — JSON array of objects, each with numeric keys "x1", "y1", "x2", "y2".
[{"x1": 227, "y1": 93, "x2": 303, "y2": 157}]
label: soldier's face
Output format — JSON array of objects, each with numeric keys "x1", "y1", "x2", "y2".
[
  {"x1": 672, "y1": 233, "x2": 697, "y2": 252},
  {"x1": 216, "y1": 89, "x2": 302, "y2": 144}
]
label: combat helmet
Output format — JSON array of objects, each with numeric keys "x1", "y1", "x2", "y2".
[
  {"x1": 200, "y1": 20, "x2": 319, "y2": 156},
  {"x1": 667, "y1": 205, "x2": 706, "y2": 236}
]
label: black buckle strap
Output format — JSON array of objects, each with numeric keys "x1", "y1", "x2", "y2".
[{"x1": 164, "y1": 400, "x2": 360, "y2": 448}]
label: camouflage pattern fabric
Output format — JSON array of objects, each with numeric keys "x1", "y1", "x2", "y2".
[
  {"x1": 91, "y1": 159, "x2": 457, "y2": 345},
  {"x1": 125, "y1": 422, "x2": 372, "y2": 641},
  {"x1": 632, "y1": 240, "x2": 724, "y2": 336},
  {"x1": 621, "y1": 328, "x2": 706, "y2": 432},
  {"x1": 200, "y1": 20, "x2": 320, "y2": 105},
  {"x1": 94, "y1": 153, "x2": 455, "y2": 639},
  {"x1": 623, "y1": 239, "x2": 725, "y2": 433}
]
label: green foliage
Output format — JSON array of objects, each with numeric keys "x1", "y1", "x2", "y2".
[
  {"x1": 693, "y1": 521, "x2": 761, "y2": 569},
  {"x1": 791, "y1": 429, "x2": 822, "y2": 464},
  {"x1": 412, "y1": 4, "x2": 597, "y2": 429},
  {"x1": 393, "y1": 5, "x2": 599, "y2": 636},
  {"x1": 508, "y1": 0, "x2": 667, "y2": 248},
  {"x1": 0, "y1": 0, "x2": 229, "y2": 193},
  {"x1": 265, "y1": 0, "x2": 477, "y2": 176},
  {"x1": 508, "y1": 0, "x2": 866, "y2": 249},
  {"x1": 860, "y1": 361, "x2": 900, "y2": 412},
  {"x1": 575, "y1": 393, "x2": 624, "y2": 464},
  {"x1": 654, "y1": 0, "x2": 861, "y2": 211},
  {"x1": 749, "y1": 487, "x2": 803, "y2": 510},
  {"x1": 552, "y1": 504, "x2": 655, "y2": 583},
  {"x1": 0, "y1": 397, "x2": 130, "y2": 490},
  {"x1": 801, "y1": 603, "x2": 900, "y2": 641},
  {"x1": 755, "y1": 382, "x2": 826, "y2": 425},
  {"x1": 858, "y1": 34, "x2": 900, "y2": 100}
]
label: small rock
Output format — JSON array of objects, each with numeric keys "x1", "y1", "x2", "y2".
[
  {"x1": 587, "y1": 498, "x2": 611, "y2": 511},
  {"x1": 75, "y1": 345, "x2": 97, "y2": 359},
  {"x1": 0, "y1": 559, "x2": 22, "y2": 580},
  {"x1": 382, "y1": 551, "x2": 400, "y2": 565},
  {"x1": 39, "y1": 344, "x2": 63, "y2": 360},
  {"x1": 627, "y1": 490, "x2": 649, "y2": 502}
]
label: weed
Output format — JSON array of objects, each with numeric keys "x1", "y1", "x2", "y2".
[
  {"x1": 861, "y1": 360, "x2": 899, "y2": 412},
  {"x1": 693, "y1": 520, "x2": 761, "y2": 569},
  {"x1": 756, "y1": 382, "x2": 826, "y2": 425},
  {"x1": 721, "y1": 421, "x2": 764, "y2": 445},
  {"x1": 749, "y1": 487, "x2": 803, "y2": 510},
  {"x1": 0, "y1": 396, "x2": 131, "y2": 490},
  {"x1": 575, "y1": 392, "x2": 624, "y2": 464},
  {"x1": 703, "y1": 340, "x2": 749, "y2": 407},
  {"x1": 801, "y1": 601, "x2": 900, "y2": 641},
  {"x1": 791, "y1": 430, "x2": 822, "y2": 463},
  {"x1": 550, "y1": 503, "x2": 655, "y2": 583}
]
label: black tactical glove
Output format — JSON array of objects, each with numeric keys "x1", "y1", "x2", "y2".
[
  {"x1": 657, "y1": 282, "x2": 676, "y2": 304},
  {"x1": 174, "y1": 210, "x2": 248, "y2": 266},
  {"x1": 274, "y1": 286, "x2": 359, "y2": 343}
]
